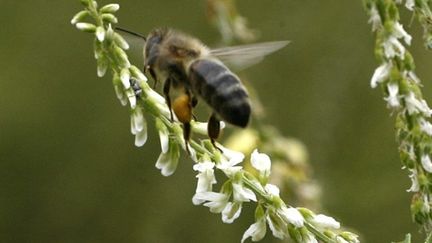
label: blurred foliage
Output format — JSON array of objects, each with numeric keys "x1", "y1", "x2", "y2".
[{"x1": 2, "y1": 0, "x2": 432, "y2": 242}]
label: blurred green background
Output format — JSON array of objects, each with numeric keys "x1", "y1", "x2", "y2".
[{"x1": 1, "y1": 0, "x2": 431, "y2": 242}]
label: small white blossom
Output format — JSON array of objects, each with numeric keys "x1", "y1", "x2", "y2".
[
  {"x1": 130, "y1": 108, "x2": 147, "y2": 147},
  {"x1": 241, "y1": 217, "x2": 267, "y2": 243},
  {"x1": 155, "y1": 143, "x2": 179, "y2": 177},
  {"x1": 251, "y1": 149, "x2": 271, "y2": 178},
  {"x1": 114, "y1": 83, "x2": 128, "y2": 106},
  {"x1": 421, "y1": 154, "x2": 432, "y2": 173},
  {"x1": 419, "y1": 118, "x2": 432, "y2": 136},
  {"x1": 405, "y1": 0, "x2": 415, "y2": 10},
  {"x1": 266, "y1": 213, "x2": 287, "y2": 239},
  {"x1": 75, "y1": 22, "x2": 96, "y2": 32},
  {"x1": 407, "y1": 71, "x2": 420, "y2": 84},
  {"x1": 407, "y1": 169, "x2": 420, "y2": 192},
  {"x1": 222, "y1": 202, "x2": 242, "y2": 223},
  {"x1": 192, "y1": 161, "x2": 217, "y2": 205},
  {"x1": 217, "y1": 147, "x2": 245, "y2": 176},
  {"x1": 191, "y1": 121, "x2": 225, "y2": 135},
  {"x1": 125, "y1": 89, "x2": 137, "y2": 109},
  {"x1": 405, "y1": 92, "x2": 432, "y2": 116},
  {"x1": 384, "y1": 83, "x2": 400, "y2": 108},
  {"x1": 158, "y1": 127, "x2": 169, "y2": 154},
  {"x1": 368, "y1": 4, "x2": 382, "y2": 31},
  {"x1": 100, "y1": 3, "x2": 120, "y2": 13},
  {"x1": 120, "y1": 68, "x2": 131, "y2": 89},
  {"x1": 264, "y1": 184, "x2": 280, "y2": 196},
  {"x1": 371, "y1": 62, "x2": 392, "y2": 88},
  {"x1": 336, "y1": 236, "x2": 350, "y2": 243},
  {"x1": 278, "y1": 206, "x2": 304, "y2": 227},
  {"x1": 95, "y1": 26, "x2": 105, "y2": 42},
  {"x1": 383, "y1": 36, "x2": 405, "y2": 58},
  {"x1": 232, "y1": 181, "x2": 257, "y2": 202},
  {"x1": 220, "y1": 146, "x2": 245, "y2": 166},
  {"x1": 393, "y1": 22, "x2": 412, "y2": 45},
  {"x1": 312, "y1": 214, "x2": 340, "y2": 229},
  {"x1": 194, "y1": 191, "x2": 230, "y2": 213},
  {"x1": 303, "y1": 231, "x2": 318, "y2": 243}
]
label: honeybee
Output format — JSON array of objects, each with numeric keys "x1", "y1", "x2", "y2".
[{"x1": 117, "y1": 27, "x2": 288, "y2": 152}]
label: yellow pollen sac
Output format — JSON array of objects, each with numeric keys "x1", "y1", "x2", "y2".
[{"x1": 173, "y1": 94, "x2": 192, "y2": 123}]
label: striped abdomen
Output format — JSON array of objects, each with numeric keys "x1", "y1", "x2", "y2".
[{"x1": 189, "y1": 59, "x2": 250, "y2": 127}]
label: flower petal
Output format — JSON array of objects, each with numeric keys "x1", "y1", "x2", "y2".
[
  {"x1": 241, "y1": 218, "x2": 267, "y2": 243},
  {"x1": 250, "y1": 149, "x2": 271, "y2": 177},
  {"x1": 421, "y1": 154, "x2": 432, "y2": 173},
  {"x1": 232, "y1": 182, "x2": 257, "y2": 202},
  {"x1": 222, "y1": 202, "x2": 242, "y2": 223},
  {"x1": 312, "y1": 214, "x2": 340, "y2": 229},
  {"x1": 278, "y1": 206, "x2": 304, "y2": 227}
]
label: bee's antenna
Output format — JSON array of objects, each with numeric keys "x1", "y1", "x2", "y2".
[{"x1": 115, "y1": 27, "x2": 147, "y2": 41}]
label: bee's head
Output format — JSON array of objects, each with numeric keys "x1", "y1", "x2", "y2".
[{"x1": 144, "y1": 28, "x2": 167, "y2": 62}]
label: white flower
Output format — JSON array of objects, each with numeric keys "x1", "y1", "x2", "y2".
[
  {"x1": 278, "y1": 206, "x2": 304, "y2": 227},
  {"x1": 217, "y1": 146, "x2": 245, "y2": 175},
  {"x1": 120, "y1": 68, "x2": 131, "y2": 89},
  {"x1": 419, "y1": 118, "x2": 432, "y2": 136},
  {"x1": 95, "y1": 26, "x2": 105, "y2": 42},
  {"x1": 407, "y1": 71, "x2": 420, "y2": 84},
  {"x1": 241, "y1": 217, "x2": 267, "y2": 243},
  {"x1": 114, "y1": 83, "x2": 128, "y2": 106},
  {"x1": 250, "y1": 149, "x2": 271, "y2": 178},
  {"x1": 222, "y1": 202, "x2": 242, "y2": 223},
  {"x1": 336, "y1": 236, "x2": 350, "y2": 243},
  {"x1": 191, "y1": 121, "x2": 226, "y2": 135},
  {"x1": 312, "y1": 214, "x2": 340, "y2": 229},
  {"x1": 383, "y1": 36, "x2": 405, "y2": 58},
  {"x1": 368, "y1": 4, "x2": 381, "y2": 31},
  {"x1": 158, "y1": 129, "x2": 169, "y2": 153},
  {"x1": 125, "y1": 89, "x2": 137, "y2": 109},
  {"x1": 192, "y1": 161, "x2": 217, "y2": 205},
  {"x1": 393, "y1": 22, "x2": 412, "y2": 45},
  {"x1": 130, "y1": 107, "x2": 147, "y2": 147},
  {"x1": 266, "y1": 213, "x2": 287, "y2": 239},
  {"x1": 220, "y1": 146, "x2": 245, "y2": 166},
  {"x1": 155, "y1": 143, "x2": 180, "y2": 177},
  {"x1": 232, "y1": 181, "x2": 257, "y2": 202},
  {"x1": 405, "y1": 0, "x2": 415, "y2": 10},
  {"x1": 405, "y1": 92, "x2": 432, "y2": 116},
  {"x1": 264, "y1": 184, "x2": 280, "y2": 196},
  {"x1": 371, "y1": 62, "x2": 391, "y2": 88},
  {"x1": 407, "y1": 169, "x2": 419, "y2": 192},
  {"x1": 421, "y1": 154, "x2": 432, "y2": 173},
  {"x1": 193, "y1": 191, "x2": 229, "y2": 213},
  {"x1": 384, "y1": 83, "x2": 400, "y2": 108},
  {"x1": 303, "y1": 232, "x2": 318, "y2": 243}
]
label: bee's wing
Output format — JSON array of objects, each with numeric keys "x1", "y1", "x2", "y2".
[
  {"x1": 210, "y1": 41, "x2": 289, "y2": 71},
  {"x1": 115, "y1": 27, "x2": 146, "y2": 62}
]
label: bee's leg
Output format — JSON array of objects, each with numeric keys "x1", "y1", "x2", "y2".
[
  {"x1": 144, "y1": 65, "x2": 158, "y2": 89},
  {"x1": 208, "y1": 113, "x2": 222, "y2": 152},
  {"x1": 163, "y1": 78, "x2": 174, "y2": 121},
  {"x1": 185, "y1": 90, "x2": 198, "y2": 121},
  {"x1": 183, "y1": 122, "x2": 191, "y2": 155},
  {"x1": 173, "y1": 94, "x2": 193, "y2": 155},
  {"x1": 191, "y1": 96, "x2": 198, "y2": 108}
]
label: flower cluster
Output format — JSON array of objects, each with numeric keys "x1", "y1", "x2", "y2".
[
  {"x1": 364, "y1": 0, "x2": 432, "y2": 232},
  {"x1": 73, "y1": 1, "x2": 359, "y2": 242}
]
